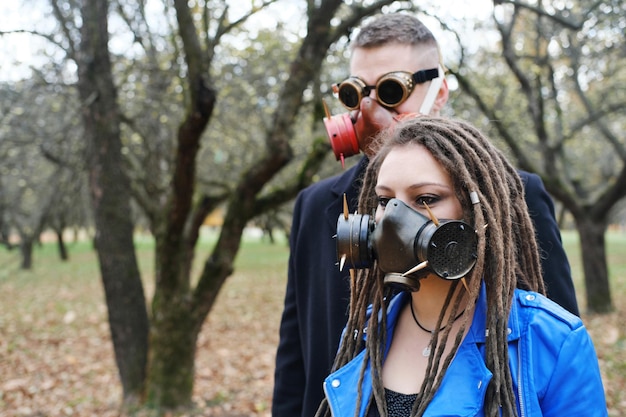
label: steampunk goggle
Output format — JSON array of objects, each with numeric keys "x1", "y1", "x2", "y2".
[{"x1": 333, "y1": 67, "x2": 440, "y2": 111}]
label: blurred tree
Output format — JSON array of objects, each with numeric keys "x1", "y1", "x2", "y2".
[
  {"x1": 142, "y1": 0, "x2": 399, "y2": 408},
  {"x1": 448, "y1": 0, "x2": 626, "y2": 313},
  {"x1": 72, "y1": 0, "x2": 151, "y2": 407},
  {"x1": 37, "y1": 0, "x2": 400, "y2": 411},
  {"x1": 0, "y1": 78, "x2": 88, "y2": 266}
]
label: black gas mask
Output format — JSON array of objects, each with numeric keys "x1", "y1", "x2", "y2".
[{"x1": 336, "y1": 198, "x2": 478, "y2": 292}]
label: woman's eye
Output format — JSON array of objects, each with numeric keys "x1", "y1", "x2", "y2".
[
  {"x1": 377, "y1": 197, "x2": 391, "y2": 208},
  {"x1": 416, "y1": 196, "x2": 438, "y2": 207}
]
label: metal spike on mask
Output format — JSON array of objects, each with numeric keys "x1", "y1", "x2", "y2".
[
  {"x1": 338, "y1": 193, "x2": 349, "y2": 271},
  {"x1": 322, "y1": 99, "x2": 332, "y2": 119},
  {"x1": 423, "y1": 202, "x2": 440, "y2": 226},
  {"x1": 401, "y1": 260, "x2": 429, "y2": 277}
]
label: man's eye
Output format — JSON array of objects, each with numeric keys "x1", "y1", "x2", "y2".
[{"x1": 378, "y1": 197, "x2": 391, "y2": 208}]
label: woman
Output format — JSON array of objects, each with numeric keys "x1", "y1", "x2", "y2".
[{"x1": 317, "y1": 117, "x2": 606, "y2": 417}]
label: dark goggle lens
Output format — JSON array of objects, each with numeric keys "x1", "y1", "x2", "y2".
[
  {"x1": 338, "y1": 84, "x2": 361, "y2": 109},
  {"x1": 377, "y1": 79, "x2": 405, "y2": 107}
]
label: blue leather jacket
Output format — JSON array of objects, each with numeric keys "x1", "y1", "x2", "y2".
[{"x1": 323, "y1": 285, "x2": 607, "y2": 417}]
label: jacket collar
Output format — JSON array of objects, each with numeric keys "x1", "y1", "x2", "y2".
[
  {"x1": 465, "y1": 281, "x2": 521, "y2": 344},
  {"x1": 327, "y1": 281, "x2": 522, "y2": 417}
]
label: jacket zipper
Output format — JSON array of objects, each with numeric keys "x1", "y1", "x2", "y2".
[{"x1": 517, "y1": 344, "x2": 526, "y2": 417}]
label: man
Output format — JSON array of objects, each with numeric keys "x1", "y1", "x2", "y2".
[{"x1": 272, "y1": 13, "x2": 579, "y2": 417}]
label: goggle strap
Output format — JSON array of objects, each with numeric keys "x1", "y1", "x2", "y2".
[
  {"x1": 412, "y1": 68, "x2": 440, "y2": 84},
  {"x1": 419, "y1": 65, "x2": 444, "y2": 115}
]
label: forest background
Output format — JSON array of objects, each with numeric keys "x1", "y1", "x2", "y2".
[{"x1": 0, "y1": 0, "x2": 624, "y2": 415}]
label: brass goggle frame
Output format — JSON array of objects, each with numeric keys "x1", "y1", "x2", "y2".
[{"x1": 333, "y1": 68, "x2": 439, "y2": 111}]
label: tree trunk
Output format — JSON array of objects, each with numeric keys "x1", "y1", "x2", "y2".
[
  {"x1": 140, "y1": 0, "x2": 217, "y2": 407},
  {"x1": 20, "y1": 238, "x2": 33, "y2": 270},
  {"x1": 77, "y1": 0, "x2": 149, "y2": 407},
  {"x1": 147, "y1": 300, "x2": 197, "y2": 407},
  {"x1": 56, "y1": 229, "x2": 68, "y2": 261},
  {"x1": 573, "y1": 215, "x2": 613, "y2": 313}
]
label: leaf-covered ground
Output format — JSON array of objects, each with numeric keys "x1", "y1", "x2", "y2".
[
  {"x1": 1, "y1": 235, "x2": 625, "y2": 416},
  {"x1": 0, "y1": 239, "x2": 285, "y2": 417}
]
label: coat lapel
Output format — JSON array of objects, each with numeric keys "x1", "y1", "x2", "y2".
[{"x1": 325, "y1": 157, "x2": 369, "y2": 231}]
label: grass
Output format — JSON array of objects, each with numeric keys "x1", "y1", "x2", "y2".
[
  {"x1": 562, "y1": 230, "x2": 626, "y2": 309},
  {"x1": 562, "y1": 230, "x2": 626, "y2": 416},
  {"x1": 0, "y1": 229, "x2": 624, "y2": 416}
]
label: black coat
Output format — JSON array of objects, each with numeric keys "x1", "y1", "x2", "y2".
[{"x1": 272, "y1": 157, "x2": 578, "y2": 417}]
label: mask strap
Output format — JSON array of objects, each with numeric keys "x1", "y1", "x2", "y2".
[{"x1": 419, "y1": 64, "x2": 445, "y2": 115}]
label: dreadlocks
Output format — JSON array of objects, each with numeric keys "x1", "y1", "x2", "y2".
[{"x1": 315, "y1": 116, "x2": 544, "y2": 417}]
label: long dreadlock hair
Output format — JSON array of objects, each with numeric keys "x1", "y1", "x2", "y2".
[{"x1": 315, "y1": 116, "x2": 545, "y2": 417}]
